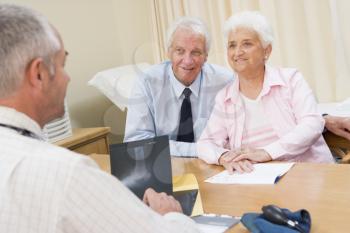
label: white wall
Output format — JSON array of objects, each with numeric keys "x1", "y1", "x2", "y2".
[{"x1": 1, "y1": 0, "x2": 154, "y2": 142}]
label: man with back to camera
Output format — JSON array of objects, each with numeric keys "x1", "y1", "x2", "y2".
[
  {"x1": 0, "y1": 4, "x2": 199, "y2": 233},
  {"x1": 124, "y1": 17, "x2": 234, "y2": 157}
]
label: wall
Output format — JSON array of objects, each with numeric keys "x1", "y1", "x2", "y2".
[
  {"x1": 0, "y1": 0, "x2": 154, "y2": 142},
  {"x1": 4, "y1": 1, "x2": 348, "y2": 142}
]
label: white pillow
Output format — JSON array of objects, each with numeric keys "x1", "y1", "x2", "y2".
[{"x1": 88, "y1": 63, "x2": 151, "y2": 111}]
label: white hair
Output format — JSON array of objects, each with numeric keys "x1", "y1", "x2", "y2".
[
  {"x1": 223, "y1": 11, "x2": 274, "y2": 48},
  {"x1": 166, "y1": 16, "x2": 211, "y2": 54},
  {"x1": 0, "y1": 4, "x2": 61, "y2": 98}
]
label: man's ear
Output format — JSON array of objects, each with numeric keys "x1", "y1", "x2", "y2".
[{"x1": 25, "y1": 57, "x2": 45, "y2": 88}]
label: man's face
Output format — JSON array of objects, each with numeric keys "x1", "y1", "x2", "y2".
[
  {"x1": 168, "y1": 28, "x2": 207, "y2": 86},
  {"x1": 43, "y1": 40, "x2": 70, "y2": 123}
]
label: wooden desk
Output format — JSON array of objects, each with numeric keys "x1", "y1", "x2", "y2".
[
  {"x1": 89, "y1": 154, "x2": 350, "y2": 233},
  {"x1": 55, "y1": 127, "x2": 110, "y2": 155},
  {"x1": 90, "y1": 153, "x2": 111, "y2": 173}
]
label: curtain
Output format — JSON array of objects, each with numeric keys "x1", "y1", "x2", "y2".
[{"x1": 150, "y1": 0, "x2": 350, "y2": 102}]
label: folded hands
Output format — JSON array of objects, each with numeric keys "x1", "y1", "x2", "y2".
[{"x1": 218, "y1": 148, "x2": 272, "y2": 173}]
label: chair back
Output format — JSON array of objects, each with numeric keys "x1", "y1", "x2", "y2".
[{"x1": 323, "y1": 131, "x2": 350, "y2": 163}]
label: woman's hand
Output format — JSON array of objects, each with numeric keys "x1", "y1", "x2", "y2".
[
  {"x1": 231, "y1": 148, "x2": 272, "y2": 163},
  {"x1": 218, "y1": 148, "x2": 272, "y2": 173},
  {"x1": 219, "y1": 151, "x2": 254, "y2": 174}
]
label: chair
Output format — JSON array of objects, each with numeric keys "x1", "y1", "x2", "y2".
[{"x1": 323, "y1": 131, "x2": 350, "y2": 163}]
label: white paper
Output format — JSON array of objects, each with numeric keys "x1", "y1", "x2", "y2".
[{"x1": 205, "y1": 163, "x2": 294, "y2": 184}]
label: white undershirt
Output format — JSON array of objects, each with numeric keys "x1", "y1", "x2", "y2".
[{"x1": 240, "y1": 94, "x2": 278, "y2": 148}]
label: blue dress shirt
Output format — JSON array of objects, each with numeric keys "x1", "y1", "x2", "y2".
[{"x1": 124, "y1": 61, "x2": 233, "y2": 157}]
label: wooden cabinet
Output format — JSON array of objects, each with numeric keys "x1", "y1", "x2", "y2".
[{"x1": 55, "y1": 127, "x2": 110, "y2": 155}]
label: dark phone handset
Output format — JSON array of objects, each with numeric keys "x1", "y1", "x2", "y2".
[{"x1": 262, "y1": 205, "x2": 307, "y2": 233}]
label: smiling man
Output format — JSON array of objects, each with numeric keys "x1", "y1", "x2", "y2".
[{"x1": 124, "y1": 17, "x2": 233, "y2": 157}]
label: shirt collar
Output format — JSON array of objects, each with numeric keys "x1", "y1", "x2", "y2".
[
  {"x1": 225, "y1": 65, "x2": 286, "y2": 103},
  {"x1": 260, "y1": 65, "x2": 286, "y2": 96},
  {"x1": 0, "y1": 106, "x2": 45, "y2": 140},
  {"x1": 168, "y1": 65, "x2": 201, "y2": 99}
]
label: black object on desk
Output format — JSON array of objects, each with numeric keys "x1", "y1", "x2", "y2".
[
  {"x1": 262, "y1": 205, "x2": 308, "y2": 233},
  {"x1": 109, "y1": 135, "x2": 197, "y2": 216}
]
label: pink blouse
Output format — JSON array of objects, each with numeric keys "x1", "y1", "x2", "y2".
[{"x1": 197, "y1": 66, "x2": 334, "y2": 164}]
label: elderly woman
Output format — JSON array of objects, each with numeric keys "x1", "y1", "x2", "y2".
[{"x1": 197, "y1": 11, "x2": 334, "y2": 173}]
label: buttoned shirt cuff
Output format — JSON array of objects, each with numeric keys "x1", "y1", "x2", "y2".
[
  {"x1": 170, "y1": 140, "x2": 198, "y2": 157},
  {"x1": 262, "y1": 143, "x2": 286, "y2": 160},
  {"x1": 197, "y1": 145, "x2": 229, "y2": 165},
  {"x1": 163, "y1": 212, "x2": 199, "y2": 232},
  {"x1": 214, "y1": 148, "x2": 230, "y2": 165},
  {"x1": 322, "y1": 113, "x2": 328, "y2": 134}
]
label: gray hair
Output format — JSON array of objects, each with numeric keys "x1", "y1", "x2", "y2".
[
  {"x1": 223, "y1": 11, "x2": 274, "y2": 48},
  {"x1": 166, "y1": 17, "x2": 211, "y2": 54},
  {"x1": 0, "y1": 4, "x2": 60, "y2": 98}
]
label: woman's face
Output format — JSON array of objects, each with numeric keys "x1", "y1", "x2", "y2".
[{"x1": 227, "y1": 27, "x2": 271, "y2": 76}]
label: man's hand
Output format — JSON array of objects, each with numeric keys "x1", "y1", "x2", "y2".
[
  {"x1": 143, "y1": 188, "x2": 182, "y2": 215},
  {"x1": 324, "y1": 115, "x2": 350, "y2": 141}
]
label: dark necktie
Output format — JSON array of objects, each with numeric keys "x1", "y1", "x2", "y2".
[{"x1": 177, "y1": 88, "x2": 194, "y2": 142}]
